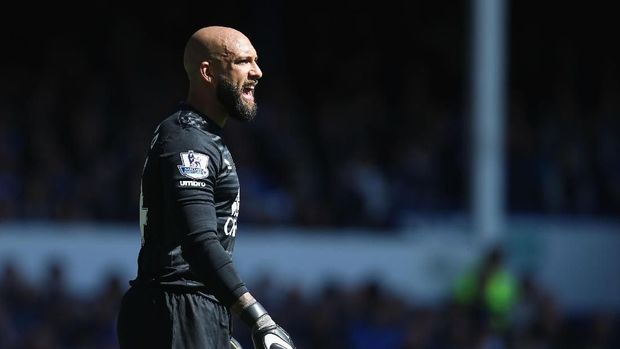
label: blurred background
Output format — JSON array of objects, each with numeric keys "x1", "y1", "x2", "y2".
[{"x1": 1, "y1": 0, "x2": 619, "y2": 348}]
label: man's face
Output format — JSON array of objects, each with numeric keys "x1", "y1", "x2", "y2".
[{"x1": 213, "y1": 37, "x2": 262, "y2": 122}]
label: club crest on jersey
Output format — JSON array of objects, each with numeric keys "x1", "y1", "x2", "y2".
[{"x1": 178, "y1": 150, "x2": 209, "y2": 179}]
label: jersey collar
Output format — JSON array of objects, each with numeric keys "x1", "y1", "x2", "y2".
[{"x1": 178, "y1": 102, "x2": 223, "y2": 136}]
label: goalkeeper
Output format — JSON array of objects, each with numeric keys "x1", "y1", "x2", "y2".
[{"x1": 116, "y1": 26, "x2": 295, "y2": 349}]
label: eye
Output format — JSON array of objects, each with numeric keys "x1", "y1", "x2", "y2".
[{"x1": 235, "y1": 57, "x2": 258, "y2": 65}]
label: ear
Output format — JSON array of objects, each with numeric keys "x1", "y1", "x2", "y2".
[{"x1": 199, "y1": 61, "x2": 213, "y2": 83}]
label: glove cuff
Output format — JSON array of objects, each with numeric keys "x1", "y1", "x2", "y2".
[{"x1": 239, "y1": 301, "x2": 268, "y2": 328}]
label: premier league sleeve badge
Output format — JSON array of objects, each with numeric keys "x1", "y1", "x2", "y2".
[{"x1": 178, "y1": 150, "x2": 210, "y2": 179}]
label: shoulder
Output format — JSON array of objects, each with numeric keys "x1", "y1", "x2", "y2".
[{"x1": 157, "y1": 110, "x2": 223, "y2": 162}]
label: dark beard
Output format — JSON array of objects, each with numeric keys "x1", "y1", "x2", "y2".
[{"x1": 216, "y1": 78, "x2": 257, "y2": 122}]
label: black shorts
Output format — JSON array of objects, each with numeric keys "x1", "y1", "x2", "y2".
[{"x1": 117, "y1": 286, "x2": 231, "y2": 349}]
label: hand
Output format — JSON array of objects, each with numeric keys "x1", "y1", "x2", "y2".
[
  {"x1": 239, "y1": 301, "x2": 295, "y2": 349},
  {"x1": 251, "y1": 322, "x2": 295, "y2": 349}
]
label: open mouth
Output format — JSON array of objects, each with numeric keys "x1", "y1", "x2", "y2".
[{"x1": 241, "y1": 86, "x2": 255, "y2": 102}]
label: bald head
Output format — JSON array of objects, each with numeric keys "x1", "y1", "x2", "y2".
[{"x1": 183, "y1": 26, "x2": 253, "y2": 81}]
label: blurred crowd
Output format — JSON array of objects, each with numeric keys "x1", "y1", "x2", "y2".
[
  {"x1": 1, "y1": 1, "x2": 618, "y2": 228},
  {"x1": 1, "y1": 247, "x2": 618, "y2": 349}
]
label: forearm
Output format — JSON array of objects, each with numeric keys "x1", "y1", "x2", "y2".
[{"x1": 181, "y1": 235, "x2": 248, "y2": 306}]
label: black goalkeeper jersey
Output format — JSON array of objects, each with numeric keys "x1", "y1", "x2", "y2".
[{"x1": 130, "y1": 103, "x2": 247, "y2": 305}]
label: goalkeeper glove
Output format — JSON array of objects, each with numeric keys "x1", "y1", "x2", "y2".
[{"x1": 239, "y1": 301, "x2": 295, "y2": 349}]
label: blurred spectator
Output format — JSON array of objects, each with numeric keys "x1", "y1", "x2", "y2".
[
  {"x1": 510, "y1": 273, "x2": 564, "y2": 349},
  {"x1": 0, "y1": 260, "x2": 123, "y2": 349},
  {"x1": 346, "y1": 281, "x2": 406, "y2": 349},
  {"x1": 452, "y1": 245, "x2": 519, "y2": 338},
  {"x1": 584, "y1": 312, "x2": 619, "y2": 349}
]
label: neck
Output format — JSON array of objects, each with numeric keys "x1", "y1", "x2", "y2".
[{"x1": 186, "y1": 88, "x2": 228, "y2": 128}]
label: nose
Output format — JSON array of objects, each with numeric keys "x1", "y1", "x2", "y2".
[{"x1": 250, "y1": 62, "x2": 262, "y2": 80}]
